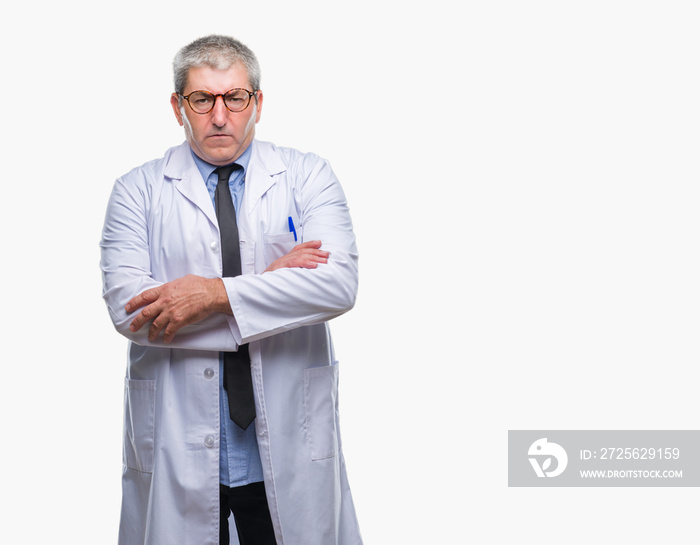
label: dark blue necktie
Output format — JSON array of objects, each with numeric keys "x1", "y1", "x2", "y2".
[{"x1": 215, "y1": 165, "x2": 255, "y2": 430}]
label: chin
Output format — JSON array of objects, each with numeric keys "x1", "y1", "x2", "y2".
[{"x1": 204, "y1": 149, "x2": 237, "y2": 165}]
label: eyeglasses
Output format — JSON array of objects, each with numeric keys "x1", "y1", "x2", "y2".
[{"x1": 178, "y1": 88, "x2": 257, "y2": 114}]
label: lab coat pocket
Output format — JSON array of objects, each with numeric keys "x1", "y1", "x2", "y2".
[
  {"x1": 303, "y1": 364, "x2": 341, "y2": 461},
  {"x1": 123, "y1": 378, "x2": 156, "y2": 473},
  {"x1": 263, "y1": 233, "x2": 297, "y2": 267}
]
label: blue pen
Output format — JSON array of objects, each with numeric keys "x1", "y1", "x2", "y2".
[{"x1": 288, "y1": 216, "x2": 297, "y2": 241}]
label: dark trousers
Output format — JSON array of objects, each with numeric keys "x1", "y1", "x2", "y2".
[{"x1": 220, "y1": 482, "x2": 277, "y2": 545}]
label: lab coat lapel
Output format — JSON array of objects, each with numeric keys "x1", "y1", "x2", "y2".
[
  {"x1": 243, "y1": 140, "x2": 287, "y2": 216},
  {"x1": 239, "y1": 140, "x2": 287, "y2": 274},
  {"x1": 165, "y1": 142, "x2": 218, "y2": 227}
]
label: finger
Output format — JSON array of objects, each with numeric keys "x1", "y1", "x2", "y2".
[
  {"x1": 307, "y1": 249, "x2": 330, "y2": 258},
  {"x1": 148, "y1": 317, "x2": 168, "y2": 342},
  {"x1": 129, "y1": 303, "x2": 159, "y2": 332},
  {"x1": 294, "y1": 255, "x2": 327, "y2": 269},
  {"x1": 129, "y1": 314, "x2": 144, "y2": 332},
  {"x1": 307, "y1": 255, "x2": 328, "y2": 265},
  {"x1": 126, "y1": 287, "x2": 160, "y2": 313},
  {"x1": 292, "y1": 240, "x2": 322, "y2": 251},
  {"x1": 162, "y1": 322, "x2": 181, "y2": 344},
  {"x1": 162, "y1": 309, "x2": 199, "y2": 343},
  {"x1": 290, "y1": 248, "x2": 328, "y2": 258},
  {"x1": 297, "y1": 249, "x2": 329, "y2": 262},
  {"x1": 129, "y1": 311, "x2": 147, "y2": 332}
]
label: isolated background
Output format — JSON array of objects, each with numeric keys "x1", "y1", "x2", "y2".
[{"x1": 1, "y1": 1, "x2": 698, "y2": 543}]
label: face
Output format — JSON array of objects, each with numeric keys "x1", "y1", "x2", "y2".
[{"x1": 170, "y1": 64, "x2": 263, "y2": 165}]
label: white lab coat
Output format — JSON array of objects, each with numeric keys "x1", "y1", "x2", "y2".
[{"x1": 100, "y1": 140, "x2": 363, "y2": 545}]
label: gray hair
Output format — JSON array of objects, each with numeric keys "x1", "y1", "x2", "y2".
[{"x1": 173, "y1": 35, "x2": 261, "y2": 95}]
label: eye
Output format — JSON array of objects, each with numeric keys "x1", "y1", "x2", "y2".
[
  {"x1": 189, "y1": 92, "x2": 214, "y2": 106},
  {"x1": 225, "y1": 90, "x2": 249, "y2": 105}
]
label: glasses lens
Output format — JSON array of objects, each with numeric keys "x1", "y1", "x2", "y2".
[
  {"x1": 224, "y1": 90, "x2": 251, "y2": 112},
  {"x1": 188, "y1": 91, "x2": 215, "y2": 113}
]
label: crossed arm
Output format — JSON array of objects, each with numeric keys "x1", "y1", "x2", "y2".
[{"x1": 126, "y1": 240, "x2": 329, "y2": 344}]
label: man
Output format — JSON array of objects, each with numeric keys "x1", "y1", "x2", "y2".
[{"x1": 100, "y1": 35, "x2": 363, "y2": 545}]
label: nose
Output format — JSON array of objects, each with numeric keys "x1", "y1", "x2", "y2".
[{"x1": 210, "y1": 95, "x2": 229, "y2": 126}]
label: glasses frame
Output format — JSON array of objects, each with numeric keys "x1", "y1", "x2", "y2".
[{"x1": 178, "y1": 88, "x2": 258, "y2": 114}]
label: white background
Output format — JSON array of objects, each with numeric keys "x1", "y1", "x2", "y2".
[{"x1": 1, "y1": 1, "x2": 699, "y2": 543}]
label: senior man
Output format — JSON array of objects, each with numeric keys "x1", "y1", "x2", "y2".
[{"x1": 101, "y1": 35, "x2": 362, "y2": 545}]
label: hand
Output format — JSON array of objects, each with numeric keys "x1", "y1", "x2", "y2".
[
  {"x1": 126, "y1": 275, "x2": 231, "y2": 343},
  {"x1": 264, "y1": 240, "x2": 330, "y2": 273}
]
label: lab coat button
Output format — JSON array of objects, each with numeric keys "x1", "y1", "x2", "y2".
[
  {"x1": 203, "y1": 368, "x2": 215, "y2": 379},
  {"x1": 204, "y1": 435, "x2": 215, "y2": 448},
  {"x1": 210, "y1": 241, "x2": 219, "y2": 252}
]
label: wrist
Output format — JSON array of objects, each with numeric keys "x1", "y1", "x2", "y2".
[{"x1": 210, "y1": 278, "x2": 233, "y2": 315}]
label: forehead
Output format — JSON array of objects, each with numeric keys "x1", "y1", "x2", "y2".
[{"x1": 185, "y1": 63, "x2": 251, "y2": 92}]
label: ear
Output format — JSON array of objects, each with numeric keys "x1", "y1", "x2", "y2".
[
  {"x1": 254, "y1": 90, "x2": 263, "y2": 123},
  {"x1": 170, "y1": 93, "x2": 184, "y2": 126}
]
